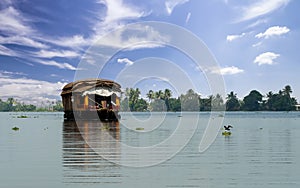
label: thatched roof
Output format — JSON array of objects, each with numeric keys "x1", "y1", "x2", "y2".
[{"x1": 61, "y1": 78, "x2": 121, "y2": 96}]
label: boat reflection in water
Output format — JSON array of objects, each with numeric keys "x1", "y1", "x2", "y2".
[{"x1": 63, "y1": 120, "x2": 121, "y2": 184}]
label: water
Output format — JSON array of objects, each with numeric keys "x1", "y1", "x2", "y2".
[{"x1": 0, "y1": 112, "x2": 300, "y2": 188}]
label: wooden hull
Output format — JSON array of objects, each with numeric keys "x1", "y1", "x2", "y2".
[{"x1": 64, "y1": 109, "x2": 120, "y2": 122}]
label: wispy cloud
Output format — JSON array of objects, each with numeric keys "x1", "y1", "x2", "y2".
[
  {"x1": 0, "y1": 6, "x2": 34, "y2": 35},
  {"x1": 0, "y1": 3, "x2": 82, "y2": 71},
  {"x1": 0, "y1": 0, "x2": 169, "y2": 72},
  {"x1": 0, "y1": 36, "x2": 48, "y2": 49},
  {"x1": 38, "y1": 35, "x2": 90, "y2": 49},
  {"x1": 1, "y1": 44, "x2": 78, "y2": 70},
  {"x1": 255, "y1": 26, "x2": 290, "y2": 39},
  {"x1": 247, "y1": 19, "x2": 268, "y2": 29},
  {"x1": 33, "y1": 49, "x2": 80, "y2": 58},
  {"x1": 165, "y1": 0, "x2": 189, "y2": 15},
  {"x1": 254, "y1": 52, "x2": 280, "y2": 65},
  {"x1": 117, "y1": 58, "x2": 134, "y2": 66},
  {"x1": 102, "y1": 0, "x2": 145, "y2": 24},
  {"x1": 237, "y1": 0, "x2": 290, "y2": 22},
  {"x1": 0, "y1": 77, "x2": 67, "y2": 104},
  {"x1": 37, "y1": 60, "x2": 78, "y2": 70},
  {"x1": 185, "y1": 12, "x2": 191, "y2": 24},
  {"x1": 93, "y1": 24, "x2": 170, "y2": 49},
  {"x1": 0, "y1": 44, "x2": 16, "y2": 56},
  {"x1": 0, "y1": 70, "x2": 27, "y2": 78},
  {"x1": 226, "y1": 33, "x2": 246, "y2": 42},
  {"x1": 252, "y1": 42, "x2": 263, "y2": 47}
]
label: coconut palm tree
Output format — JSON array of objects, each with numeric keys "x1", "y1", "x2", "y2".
[
  {"x1": 132, "y1": 88, "x2": 140, "y2": 108},
  {"x1": 266, "y1": 91, "x2": 273, "y2": 99},
  {"x1": 283, "y1": 85, "x2": 292, "y2": 96},
  {"x1": 226, "y1": 91, "x2": 240, "y2": 111},
  {"x1": 164, "y1": 89, "x2": 172, "y2": 111},
  {"x1": 146, "y1": 90, "x2": 154, "y2": 103},
  {"x1": 164, "y1": 89, "x2": 172, "y2": 100},
  {"x1": 156, "y1": 90, "x2": 164, "y2": 99}
]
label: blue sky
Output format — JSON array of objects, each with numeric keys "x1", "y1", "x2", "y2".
[{"x1": 0, "y1": 0, "x2": 299, "y2": 105}]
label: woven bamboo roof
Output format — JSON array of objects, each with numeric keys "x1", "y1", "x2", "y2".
[{"x1": 61, "y1": 78, "x2": 121, "y2": 96}]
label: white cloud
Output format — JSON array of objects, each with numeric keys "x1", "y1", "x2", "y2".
[
  {"x1": 0, "y1": 44, "x2": 16, "y2": 56},
  {"x1": 34, "y1": 49, "x2": 80, "y2": 58},
  {"x1": 247, "y1": 19, "x2": 268, "y2": 29},
  {"x1": 165, "y1": 0, "x2": 189, "y2": 15},
  {"x1": 254, "y1": 52, "x2": 280, "y2": 65},
  {"x1": 0, "y1": 77, "x2": 67, "y2": 104},
  {"x1": 0, "y1": 35, "x2": 48, "y2": 49},
  {"x1": 42, "y1": 23, "x2": 168, "y2": 51},
  {"x1": 93, "y1": 24, "x2": 170, "y2": 49},
  {"x1": 226, "y1": 33, "x2": 246, "y2": 42},
  {"x1": 0, "y1": 0, "x2": 171, "y2": 74},
  {"x1": 255, "y1": 26, "x2": 290, "y2": 39},
  {"x1": 0, "y1": 6, "x2": 33, "y2": 35},
  {"x1": 117, "y1": 58, "x2": 134, "y2": 66},
  {"x1": 185, "y1": 12, "x2": 191, "y2": 24},
  {"x1": 213, "y1": 66, "x2": 244, "y2": 75},
  {"x1": 238, "y1": 0, "x2": 290, "y2": 22},
  {"x1": 102, "y1": 0, "x2": 145, "y2": 24},
  {"x1": 220, "y1": 66, "x2": 244, "y2": 75},
  {"x1": 252, "y1": 41, "x2": 262, "y2": 47},
  {"x1": 39, "y1": 35, "x2": 90, "y2": 49},
  {"x1": 0, "y1": 70, "x2": 27, "y2": 78},
  {"x1": 38, "y1": 60, "x2": 77, "y2": 70},
  {"x1": 50, "y1": 74, "x2": 59, "y2": 77}
]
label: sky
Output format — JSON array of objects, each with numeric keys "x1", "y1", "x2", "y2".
[{"x1": 0, "y1": 0, "x2": 300, "y2": 105}]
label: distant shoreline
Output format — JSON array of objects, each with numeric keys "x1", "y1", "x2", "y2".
[{"x1": 1, "y1": 110, "x2": 299, "y2": 113}]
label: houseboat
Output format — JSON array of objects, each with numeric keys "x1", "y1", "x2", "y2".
[{"x1": 61, "y1": 79, "x2": 121, "y2": 121}]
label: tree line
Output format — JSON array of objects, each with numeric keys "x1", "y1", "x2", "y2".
[
  {"x1": 0, "y1": 85, "x2": 297, "y2": 112},
  {"x1": 0, "y1": 98, "x2": 64, "y2": 112},
  {"x1": 121, "y1": 85, "x2": 298, "y2": 112}
]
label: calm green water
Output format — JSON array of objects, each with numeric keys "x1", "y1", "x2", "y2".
[{"x1": 0, "y1": 112, "x2": 300, "y2": 188}]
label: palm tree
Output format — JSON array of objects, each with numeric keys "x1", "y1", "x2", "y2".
[
  {"x1": 226, "y1": 91, "x2": 240, "y2": 111},
  {"x1": 266, "y1": 91, "x2": 273, "y2": 99},
  {"x1": 283, "y1": 85, "x2": 292, "y2": 96},
  {"x1": 146, "y1": 90, "x2": 154, "y2": 103},
  {"x1": 212, "y1": 94, "x2": 224, "y2": 110},
  {"x1": 164, "y1": 89, "x2": 172, "y2": 100},
  {"x1": 125, "y1": 88, "x2": 141, "y2": 111},
  {"x1": 125, "y1": 88, "x2": 131, "y2": 98},
  {"x1": 266, "y1": 91, "x2": 274, "y2": 110},
  {"x1": 156, "y1": 90, "x2": 164, "y2": 99},
  {"x1": 133, "y1": 88, "x2": 140, "y2": 105},
  {"x1": 164, "y1": 89, "x2": 172, "y2": 111},
  {"x1": 226, "y1": 91, "x2": 236, "y2": 100},
  {"x1": 7, "y1": 98, "x2": 15, "y2": 111}
]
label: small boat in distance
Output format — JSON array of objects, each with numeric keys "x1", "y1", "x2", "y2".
[{"x1": 61, "y1": 79, "x2": 121, "y2": 122}]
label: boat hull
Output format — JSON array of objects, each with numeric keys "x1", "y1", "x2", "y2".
[{"x1": 64, "y1": 109, "x2": 120, "y2": 122}]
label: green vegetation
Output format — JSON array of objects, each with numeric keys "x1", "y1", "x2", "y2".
[
  {"x1": 17, "y1": 115, "x2": 28, "y2": 118},
  {"x1": 0, "y1": 98, "x2": 64, "y2": 112},
  {"x1": 121, "y1": 85, "x2": 298, "y2": 112},
  {"x1": 1, "y1": 85, "x2": 298, "y2": 112},
  {"x1": 12, "y1": 126, "x2": 20, "y2": 131}
]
